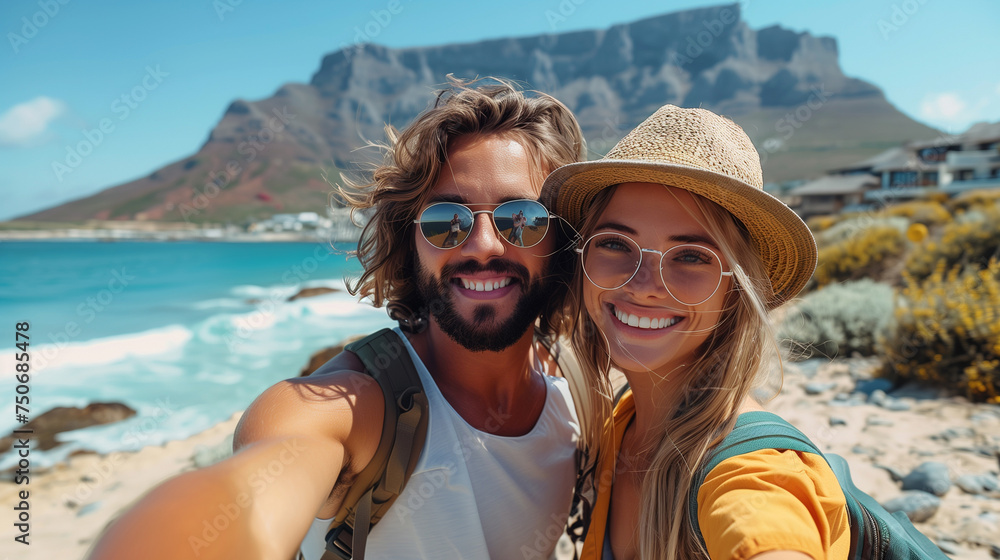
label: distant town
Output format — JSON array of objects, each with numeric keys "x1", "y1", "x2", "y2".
[{"x1": 0, "y1": 207, "x2": 364, "y2": 243}]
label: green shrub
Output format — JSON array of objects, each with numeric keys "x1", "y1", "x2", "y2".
[
  {"x1": 879, "y1": 259, "x2": 1000, "y2": 403},
  {"x1": 814, "y1": 225, "x2": 906, "y2": 288},
  {"x1": 905, "y1": 204, "x2": 1000, "y2": 280},
  {"x1": 778, "y1": 279, "x2": 894, "y2": 360}
]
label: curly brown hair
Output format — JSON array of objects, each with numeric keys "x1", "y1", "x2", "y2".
[{"x1": 338, "y1": 77, "x2": 585, "y2": 331}]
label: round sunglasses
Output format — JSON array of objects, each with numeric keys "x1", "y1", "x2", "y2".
[
  {"x1": 414, "y1": 199, "x2": 555, "y2": 249},
  {"x1": 577, "y1": 232, "x2": 734, "y2": 305}
]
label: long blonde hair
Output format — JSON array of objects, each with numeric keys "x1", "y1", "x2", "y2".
[{"x1": 561, "y1": 184, "x2": 780, "y2": 559}]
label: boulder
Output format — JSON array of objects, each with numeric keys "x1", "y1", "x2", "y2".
[
  {"x1": 299, "y1": 335, "x2": 366, "y2": 377},
  {"x1": 882, "y1": 490, "x2": 941, "y2": 523},
  {"x1": 287, "y1": 286, "x2": 340, "y2": 301},
  {"x1": 804, "y1": 381, "x2": 836, "y2": 395},
  {"x1": 954, "y1": 473, "x2": 999, "y2": 495},
  {"x1": 0, "y1": 402, "x2": 136, "y2": 452},
  {"x1": 901, "y1": 462, "x2": 952, "y2": 496}
]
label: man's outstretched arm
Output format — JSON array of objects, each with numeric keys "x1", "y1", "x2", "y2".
[{"x1": 87, "y1": 370, "x2": 384, "y2": 560}]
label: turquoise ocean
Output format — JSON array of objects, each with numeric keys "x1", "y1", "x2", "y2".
[{"x1": 0, "y1": 241, "x2": 395, "y2": 469}]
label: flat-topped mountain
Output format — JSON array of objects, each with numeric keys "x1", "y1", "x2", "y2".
[{"x1": 22, "y1": 4, "x2": 938, "y2": 223}]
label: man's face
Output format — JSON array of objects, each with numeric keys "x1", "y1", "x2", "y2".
[{"x1": 414, "y1": 134, "x2": 555, "y2": 352}]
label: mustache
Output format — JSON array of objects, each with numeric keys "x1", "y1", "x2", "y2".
[{"x1": 442, "y1": 259, "x2": 530, "y2": 283}]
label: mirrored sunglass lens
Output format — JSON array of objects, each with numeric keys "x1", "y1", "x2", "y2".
[
  {"x1": 582, "y1": 233, "x2": 641, "y2": 289},
  {"x1": 495, "y1": 200, "x2": 550, "y2": 247},
  {"x1": 660, "y1": 245, "x2": 724, "y2": 304},
  {"x1": 420, "y1": 203, "x2": 472, "y2": 248}
]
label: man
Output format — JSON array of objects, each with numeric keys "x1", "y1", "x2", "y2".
[
  {"x1": 444, "y1": 212, "x2": 462, "y2": 247},
  {"x1": 88, "y1": 79, "x2": 586, "y2": 560}
]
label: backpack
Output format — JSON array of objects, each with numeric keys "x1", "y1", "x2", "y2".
[
  {"x1": 689, "y1": 411, "x2": 949, "y2": 560},
  {"x1": 310, "y1": 328, "x2": 429, "y2": 560}
]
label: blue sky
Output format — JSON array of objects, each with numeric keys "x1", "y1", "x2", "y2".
[{"x1": 1, "y1": 0, "x2": 998, "y2": 221}]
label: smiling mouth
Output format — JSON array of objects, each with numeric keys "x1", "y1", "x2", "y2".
[
  {"x1": 456, "y1": 277, "x2": 514, "y2": 292},
  {"x1": 611, "y1": 304, "x2": 682, "y2": 329}
]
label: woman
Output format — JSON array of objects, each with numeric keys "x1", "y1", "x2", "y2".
[{"x1": 541, "y1": 105, "x2": 848, "y2": 560}]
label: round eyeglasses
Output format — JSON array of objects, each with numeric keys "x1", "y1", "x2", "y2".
[
  {"x1": 576, "y1": 232, "x2": 734, "y2": 305},
  {"x1": 414, "y1": 199, "x2": 555, "y2": 249}
]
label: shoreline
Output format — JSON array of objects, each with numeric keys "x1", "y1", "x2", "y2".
[
  {"x1": 0, "y1": 229, "x2": 359, "y2": 243},
  {"x1": 2, "y1": 357, "x2": 998, "y2": 559}
]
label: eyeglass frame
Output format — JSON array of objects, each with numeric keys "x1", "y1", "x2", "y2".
[
  {"x1": 574, "y1": 232, "x2": 735, "y2": 305},
  {"x1": 412, "y1": 199, "x2": 557, "y2": 249}
]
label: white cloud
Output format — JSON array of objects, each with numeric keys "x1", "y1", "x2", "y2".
[
  {"x1": 0, "y1": 96, "x2": 66, "y2": 147},
  {"x1": 920, "y1": 92, "x2": 966, "y2": 122}
]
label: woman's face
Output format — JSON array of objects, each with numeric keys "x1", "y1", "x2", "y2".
[{"x1": 581, "y1": 182, "x2": 734, "y2": 377}]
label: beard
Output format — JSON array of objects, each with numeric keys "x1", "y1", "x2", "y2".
[{"x1": 415, "y1": 257, "x2": 554, "y2": 352}]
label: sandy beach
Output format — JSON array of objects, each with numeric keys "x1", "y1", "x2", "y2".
[{"x1": 3, "y1": 356, "x2": 999, "y2": 560}]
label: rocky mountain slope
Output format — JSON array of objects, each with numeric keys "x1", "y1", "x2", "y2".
[{"x1": 22, "y1": 3, "x2": 939, "y2": 223}]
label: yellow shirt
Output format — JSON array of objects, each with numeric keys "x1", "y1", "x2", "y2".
[{"x1": 581, "y1": 391, "x2": 850, "y2": 560}]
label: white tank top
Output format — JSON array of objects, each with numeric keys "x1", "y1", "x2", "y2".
[{"x1": 299, "y1": 327, "x2": 580, "y2": 560}]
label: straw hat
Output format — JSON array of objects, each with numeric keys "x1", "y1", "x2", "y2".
[{"x1": 541, "y1": 104, "x2": 816, "y2": 308}]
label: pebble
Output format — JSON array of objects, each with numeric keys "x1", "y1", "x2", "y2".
[
  {"x1": 829, "y1": 416, "x2": 847, "y2": 427},
  {"x1": 804, "y1": 381, "x2": 837, "y2": 395},
  {"x1": 970, "y1": 412, "x2": 999, "y2": 423},
  {"x1": 869, "y1": 389, "x2": 888, "y2": 406},
  {"x1": 867, "y1": 416, "x2": 894, "y2": 427},
  {"x1": 882, "y1": 398, "x2": 913, "y2": 411},
  {"x1": 936, "y1": 540, "x2": 959, "y2": 555},
  {"x1": 882, "y1": 490, "x2": 941, "y2": 522},
  {"x1": 955, "y1": 473, "x2": 1000, "y2": 495},
  {"x1": 901, "y1": 462, "x2": 952, "y2": 496},
  {"x1": 76, "y1": 502, "x2": 102, "y2": 517},
  {"x1": 848, "y1": 358, "x2": 879, "y2": 380},
  {"x1": 796, "y1": 358, "x2": 824, "y2": 378},
  {"x1": 933, "y1": 427, "x2": 976, "y2": 442},
  {"x1": 852, "y1": 445, "x2": 881, "y2": 458},
  {"x1": 855, "y1": 378, "x2": 894, "y2": 396},
  {"x1": 990, "y1": 544, "x2": 1000, "y2": 559}
]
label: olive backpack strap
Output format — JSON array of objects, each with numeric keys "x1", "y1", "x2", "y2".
[{"x1": 317, "y1": 328, "x2": 428, "y2": 560}]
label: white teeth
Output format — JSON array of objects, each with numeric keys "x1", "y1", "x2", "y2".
[
  {"x1": 459, "y1": 278, "x2": 512, "y2": 292},
  {"x1": 614, "y1": 307, "x2": 680, "y2": 329}
]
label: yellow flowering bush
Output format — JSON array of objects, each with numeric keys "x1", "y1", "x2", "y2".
[
  {"x1": 813, "y1": 225, "x2": 906, "y2": 288},
  {"x1": 879, "y1": 259, "x2": 1000, "y2": 403},
  {"x1": 880, "y1": 200, "x2": 952, "y2": 226},
  {"x1": 807, "y1": 215, "x2": 838, "y2": 233},
  {"x1": 946, "y1": 188, "x2": 1000, "y2": 215},
  {"x1": 905, "y1": 205, "x2": 1000, "y2": 280}
]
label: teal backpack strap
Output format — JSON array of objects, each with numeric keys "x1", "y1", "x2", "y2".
[
  {"x1": 689, "y1": 412, "x2": 950, "y2": 560},
  {"x1": 318, "y1": 328, "x2": 428, "y2": 560}
]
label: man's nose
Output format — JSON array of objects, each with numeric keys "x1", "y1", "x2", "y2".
[{"x1": 459, "y1": 213, "x2": 504, "y2": 259}]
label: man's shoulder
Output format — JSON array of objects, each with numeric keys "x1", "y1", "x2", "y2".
[{"x1": 234, "y1": 347, "x2": 387, "y2": 449}]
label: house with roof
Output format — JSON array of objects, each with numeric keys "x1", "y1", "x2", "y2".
[{"x1": 788, "y1": 122, "x2": 1000, "y2": 216}]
